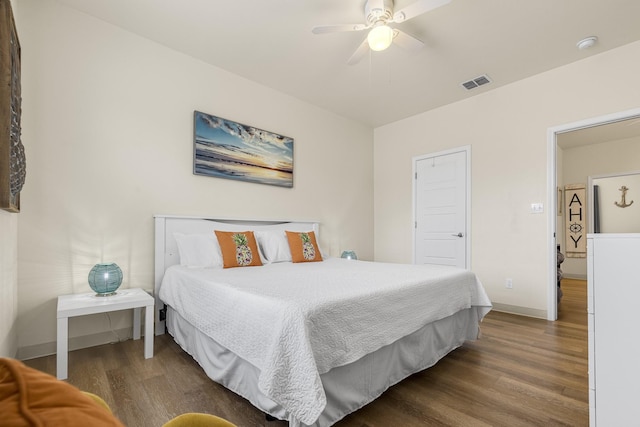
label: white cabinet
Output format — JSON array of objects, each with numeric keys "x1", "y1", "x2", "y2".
[{"x1": 587, "y1": 234, "x2": 640, "y2": 426}]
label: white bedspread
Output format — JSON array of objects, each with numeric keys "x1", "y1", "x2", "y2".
[{"x1": 159, "y1": 258, "x2": 491, "y2": 425}]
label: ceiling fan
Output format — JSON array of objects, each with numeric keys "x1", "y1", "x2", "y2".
[{"x1": 312, "y1": 0, "x2": 451, "y2": 65}]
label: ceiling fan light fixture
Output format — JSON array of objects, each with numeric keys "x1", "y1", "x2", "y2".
[{"x1": 368, "y1": 24, "x2": 394, "y2": 51}]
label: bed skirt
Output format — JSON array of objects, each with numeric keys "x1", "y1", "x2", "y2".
[{"x1": 166, "y1": 306, "x2": 484, "y2": 427}]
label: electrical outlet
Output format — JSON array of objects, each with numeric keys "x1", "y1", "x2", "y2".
[
  {"x1": 530, "y1": 203, "x2": 544, "y2": 213},
  {"x1": 506, "y1": 278, "x2": 513, "y2": 289}
]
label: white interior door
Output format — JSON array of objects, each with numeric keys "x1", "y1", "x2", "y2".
[{"x1": 414, "y1": 148, "x2": 469, "y2": 268}]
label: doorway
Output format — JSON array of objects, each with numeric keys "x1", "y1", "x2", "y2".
[{"x1": 547, "y1": 107, "x2": 640, "y2": 320}]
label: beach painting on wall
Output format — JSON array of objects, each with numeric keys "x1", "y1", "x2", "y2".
[{"x1": 193, "y1": 111, "x2": 294, "y2": 188}]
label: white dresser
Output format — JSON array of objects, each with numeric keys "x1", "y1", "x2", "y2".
[{"x1": 587, "y1": 234, "x2": 640, "y2": 426}]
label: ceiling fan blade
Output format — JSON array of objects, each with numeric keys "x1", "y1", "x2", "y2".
[
  {"x1": 392, "y1": 0, "x2": 451, "y2": 23},
  {"x1": 347, "y1": 38, "x2": 370, "y2": 65},
  {"x1": 312, "y1": 24, "x2": 367, "y2": 34},
  {"x1": 392, "y1": 29, "x2": 424, "y2": 52}
]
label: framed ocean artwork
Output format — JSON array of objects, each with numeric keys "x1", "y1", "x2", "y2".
[{"x1": 193, "y1": 111, "x2": 293, "y2": 188}]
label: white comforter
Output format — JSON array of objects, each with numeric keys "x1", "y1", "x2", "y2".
[{"x1": 159, "y1": 258, "x2": 491, "y2": 425}]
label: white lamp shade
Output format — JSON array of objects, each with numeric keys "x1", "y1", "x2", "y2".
[{"x1": 367, "y1": 25, "x2": 394, "y2": 51}]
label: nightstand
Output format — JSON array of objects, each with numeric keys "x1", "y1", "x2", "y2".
[{"x1": 56, "y1": 287, "x2": 154, "y2": 380}]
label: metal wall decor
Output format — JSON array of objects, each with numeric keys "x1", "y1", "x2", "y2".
[
  {"x1": 0, "y1": 0, "x2": 25, "y2": 212},
  {"x1": 614, "y1": 185, "x2": 634, "y2": 208}
]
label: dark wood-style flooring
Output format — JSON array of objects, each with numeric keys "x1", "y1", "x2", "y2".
[{"x1": 25, "y1": 279, "x2": 588, "y2": 426}]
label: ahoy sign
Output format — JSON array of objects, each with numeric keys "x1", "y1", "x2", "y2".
[{"x1": 564, "y1": 184, "x2": 586, "y2": 258}]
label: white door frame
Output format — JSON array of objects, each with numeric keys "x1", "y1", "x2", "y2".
[
  {"x1": 546, "y1": 107, "x2": 640, "y2": 321},
  {"x1": 412, "y1": 145, "x2": 471, "y2": 269}
]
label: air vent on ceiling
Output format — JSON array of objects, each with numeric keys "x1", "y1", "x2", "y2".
[{"x1": 461, "y1": 74, "x2": 492, "y2": 91}]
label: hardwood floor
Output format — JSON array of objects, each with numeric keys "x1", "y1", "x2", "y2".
[{"x1": 25, "y1": 279, "x2": 588, "y2": 426}]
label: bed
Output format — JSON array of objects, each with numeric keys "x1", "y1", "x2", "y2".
[{"x1": 153, "y1": 215, "x2": 492, "y2": 427}]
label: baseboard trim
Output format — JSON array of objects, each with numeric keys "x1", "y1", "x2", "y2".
[
  {"x1": 17, "y1": 327, "x2": 133, "y2": 361},
  {"x1": 562, "y1": 273, "x2": 587, "y2": 280},
  {"x1": 0, "y1": 322, "x2": 18, "y2": 359},
  {"x1": 491, "y1": 303, "x2": 547, "y2": 320}
]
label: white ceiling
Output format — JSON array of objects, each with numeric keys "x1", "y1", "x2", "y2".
[{"x1": 55, "y1": 0, "x2": 640, "y2": 128}]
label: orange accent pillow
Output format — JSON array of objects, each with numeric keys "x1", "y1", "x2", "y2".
[
  {"x1": 285, "y1": 231, "x2": 323, "y2": 263},
  {"x1": 0, "y1": 357, "x2": 125, "y2": 427},
  {"x1": 214, "y1": 230, "x2": 263, "y2": 268}
]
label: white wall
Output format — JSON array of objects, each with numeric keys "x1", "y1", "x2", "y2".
[
  {"x1": 16, "y1": 0, "x2": 373, "y2": 358},
  {"x1": 0, "y1": 211, "x2": 18, "y2": 357},
  {"x1": 0, "y1": 0, "x2": 21, "y2": 358},
  {"x1": 593, "y1": 173, "x2": 640, "y2": 233},
  {"x1": 374, "y1": 41, "x2": 640, "y2": 318}
]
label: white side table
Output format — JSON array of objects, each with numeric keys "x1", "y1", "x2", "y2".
[{"x1": 56, "y1": 287, "x2": 154, "y2": 380}]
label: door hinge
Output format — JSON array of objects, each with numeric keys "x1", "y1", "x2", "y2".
[{"x1": 415, "y1": 172, "x2": 417, "y2": 180}]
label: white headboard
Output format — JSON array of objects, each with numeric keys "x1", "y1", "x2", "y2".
[{"x1": 153, "y1": 215, "x2": 319, "y2": 335}]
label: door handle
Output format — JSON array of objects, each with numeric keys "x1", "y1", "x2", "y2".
[{"x1": 452, "y1": 232, "x2": 463, "y2": 237}]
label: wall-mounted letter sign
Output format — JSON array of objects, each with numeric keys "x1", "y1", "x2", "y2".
[{"x1": 564, "y1": 184, "x2": 586, "y2": 258}]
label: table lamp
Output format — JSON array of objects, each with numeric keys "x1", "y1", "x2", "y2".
[
  {"x1": 341, "y1": 250, "x2": 357, "y2": 260},
  {"x1": 88, "y1": 263, "x2": 123, "y2": 296}
]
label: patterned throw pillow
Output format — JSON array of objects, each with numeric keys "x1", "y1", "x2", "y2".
[
  {"x1": 214, "y1": 230, "x2": 263, "y2": 268},
  {"x1": 285, "y1": 231, "x2": 323, "y2": 263}
]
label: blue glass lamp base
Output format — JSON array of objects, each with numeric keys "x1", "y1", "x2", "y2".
[
  {"x1": 341, "y1": 250, "x2": 357, "y2": 260},
  {"x1": 88, "y1": 263, "x2": 123, "y2": 296},
  {"x1": 94, "y1": 291, "x2": 117, "y2": 297}
]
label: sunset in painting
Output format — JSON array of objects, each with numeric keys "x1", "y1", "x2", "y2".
[{"x1": 194, "y1": 111, "x2": 294, "y2": 188}]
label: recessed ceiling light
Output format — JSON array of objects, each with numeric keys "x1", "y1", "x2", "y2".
[{"x1": 577, "y1": 36, "x2": 598, "y2": 50}]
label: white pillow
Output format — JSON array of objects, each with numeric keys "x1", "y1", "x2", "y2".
[
  {"x1": 255, "y1": 230, "x2": 292, "y2": 263},
  {"x1": 174, "y1": 232, "x2": 223, "y2": 268}
]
